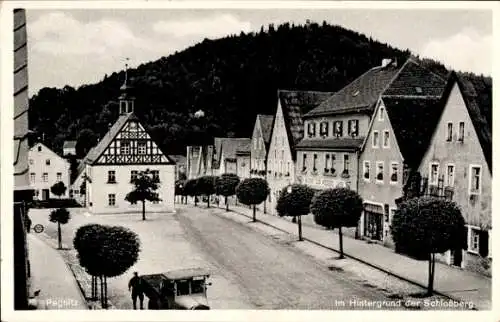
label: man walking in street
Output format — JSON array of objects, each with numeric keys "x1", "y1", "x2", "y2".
[{"x1": 128, "y1": 271, "x2": 144, "y2": 309}]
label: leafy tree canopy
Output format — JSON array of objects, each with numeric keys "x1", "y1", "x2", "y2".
[
  {"x1": 391, "y1": 196, "x2": 467, "y2": 255},
  {"x1": 49, "y1": 207, "x2": 70, "y2": 224},
  {"x1": 310, "y1": 188, "x2": 363, "y2": 228},
  {"x1": 125, "y1": 169, "x2": 161, "y2": 204},
  {"x1": 276, "y1": 184, "x2": 315, "y2": 217},
  {"x1": 73, "y1": 224, "x2": 141, "y2": 278},
  {"x1": 215, "y1": 173, "x2": 240, "y2": 197},
  {"x1": 196, "y1": 175, "x2": 218, "y2": 196},
  {"x1": 183, "y1": 178, "x2": 200, "y2": 197},
  {"x1": 236, "y1": 178, "x2": 269, "y2": 206}
]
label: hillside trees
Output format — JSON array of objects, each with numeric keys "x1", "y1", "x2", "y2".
[{"x1": 28, "y1": 22, "x2": 484, "y2": 157}]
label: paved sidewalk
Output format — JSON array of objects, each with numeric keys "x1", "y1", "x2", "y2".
[
  {"x1": 192, "y1": 203, "x2": 491, "y2": 310},
  {"x1": 28, "y1": 234, "x2": 88, "y2": 310}
]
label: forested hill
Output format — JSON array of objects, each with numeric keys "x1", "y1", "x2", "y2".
[{"x1": 28, "y1": 22, "x2": 491, "y2": 158}]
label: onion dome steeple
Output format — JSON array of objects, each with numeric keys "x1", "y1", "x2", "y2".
[{"x1": 119, "y1": 58, "x2": 135, "y2": 115}]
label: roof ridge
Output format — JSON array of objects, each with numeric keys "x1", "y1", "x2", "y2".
[{"x1": 406, "y1": 58, "x2": 448, "y2": 82}]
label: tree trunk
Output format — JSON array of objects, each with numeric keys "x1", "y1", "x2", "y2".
[
  {"x1": 427, "y1": 253, "x2": 435, "y2": 296},
  {"x1": 100, "y1": 275, "x2": 104, "y2": 308},
  {"x1": 338, "y1": 227, "x2": 344, "y2": 259},
  {"x1": 195, "y1": 196, "x2": 198, "y2": 207},
  {"x1": 298, "y1": 216, "x2": 303, "y2": 241},
  {"x1": 103, "y1": 276, "x2": 108, "y2": 309},
  {"x1": 225, "y1": 196, "x2": 229, "y2": 211},
  {"x1": 292, "y1": 217, "x2": 296, "y2": 223},
  {"x1": 57, "y1": 222, "x2": 62, "y2": 249},
  {"x1": 252, "y1": 205, "x2": 256, "y2": 222},
  {"x1": 207, "y1": 195, "x2": 210, "y2": 208},
  {"x1": 263, "y1": 200, "x2": 267, "y2": 214},
  {"x1": 142, "y1": 201, "x2": 146, "y2": 221}
]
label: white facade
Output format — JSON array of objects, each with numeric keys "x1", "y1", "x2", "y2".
[
  {"x1": 29, "y1": 143, "x2": 70, "y2": 199},
  {"x1": 86, "y1": 164, "x2": 175, "y2": 214},
  {"x1": 266, "y1": 101, "x2": 294, "y2": 215}
]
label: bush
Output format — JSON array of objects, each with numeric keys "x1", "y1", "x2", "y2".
[
  {"x1": 236, "y1": 178, "x2": 269, "y2": 222},
  {"x1": 310, "y1": 188, "x2": 363, "y2": 258},
  {"x1": 391, "y1": 196, "x2": 466, "y2": 295},
  {"x1": 51, "y1": 181, "x2": 67, "y2": 198}
]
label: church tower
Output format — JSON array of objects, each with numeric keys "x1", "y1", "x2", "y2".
[{"x1": 119, "y1": 60, "x2": 135, "y2": 114}]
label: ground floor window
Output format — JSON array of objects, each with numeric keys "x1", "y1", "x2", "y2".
[
  {"x1": 108, "y1": 193, "x2": 116, "y2": 206},
  {"x1": 469, "y1": 227, "x2": 489, "y2": 257}
]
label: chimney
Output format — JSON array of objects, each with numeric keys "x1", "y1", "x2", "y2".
[{"x1": 381, "y1": 58, "x2": 392, "y2": 68}]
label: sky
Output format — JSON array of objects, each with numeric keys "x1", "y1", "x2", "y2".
[{"x1": 25, "y1": 6, "x2": 493, "y2": 96}]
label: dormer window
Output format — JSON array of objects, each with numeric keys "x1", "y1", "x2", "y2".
[
  {"x1": 352, "y1": 90, "x2": 360, "y2": 97},
  {"x1": 319, "y1": 121, "x2": 329, "y2": 137},
  {"x1": 347, "y1": 120, "x2": 359, "y2": 137},
  {"x1": 333, "y1": 121, "x2": 343, "y2": 137},
  {"x1": 415, "y1": 87, "x2": 423, "y2": 94},
  {"x1": 307, "y1": 122, "x2": 316, "y2": 137}
]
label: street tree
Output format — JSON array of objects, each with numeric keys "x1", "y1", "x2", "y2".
[
  {"x1": 310, "y1": 188, "x2": 363, "y2": 259},
  {"x1": 125, "y1": 169, "x2": 161, "y2": 221},
  {"x1": 73, "y1": 224, "x2": 141, "y2": 308},
  {"x1": 184, "y1": 178, "x2": 200, "y2": 206},
  {"x1": 197, "y1": 175, "x2": 218, "y2": 208},
  {"x1": 215, "y1": 173, "x2": 240, "y2": 211},
  {"x1": 391, "y1": 197, "x2": 466, "y2": 295},
  {"x1": 49, "y1": 208, "x2": 70, "y2": 249},
  {"x1": 276, "y1": 184, "x2": 315, "y2": 241},
  {"x1": 175, "y1": 180, "x2": 187, "y2": 204},
  {"x1": 73, "y1": 224, "x2": 104, "y2": 300},
  {"x1": 50, "y1": 181, "x2": 67, "y2": 199},
  {"x1": 236, "y1": 178, "x2": 269, "y2": 222}
]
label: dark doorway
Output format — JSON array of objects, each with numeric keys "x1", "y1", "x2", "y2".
[
  {"x1": 451, "y1": 248, "x2": 463, "y2": 267},
  {"x1": 42, "y1": 189, "x2": 50, "y2": 200}
]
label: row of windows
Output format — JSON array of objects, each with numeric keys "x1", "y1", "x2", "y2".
[
  {"x1": 107, "y1": 170, "x2": 160, "y2": 184},
  {"x1": 363, "y1": 161, "x2": 398, "y2": 184},
  {"x1": 307, "y1": 119, "x2": 360, "y2": 138},
  {"x1": 30, "y1": 172, "x2": 62, "y2": 183},
  {"x1": 118, "y1": 141, "x2": 148, "y2": 155},
  {"x1": 29, "y1": 158, "x2": 52, "y2": 166},
  {"x1": 429, "y1": 162, "x2": 481, "y2": 195},
  {"x1": 446, "y1": 122, "x2": 465, "y2": 142},
  {"x1": 301, "y1": 153, "x2": 351, "y2": 175},
  {"x1": 372, "y1": 130, "x2": 390, "y2": 148}
]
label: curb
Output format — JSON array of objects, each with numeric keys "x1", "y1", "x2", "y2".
[{"x1": 201, "y1": 205, "x2": 478, "y2": 310}]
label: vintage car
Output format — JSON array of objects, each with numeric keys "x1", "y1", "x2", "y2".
[{"x1": 141, "y1": 268, "x2": 211, "y2": 310}]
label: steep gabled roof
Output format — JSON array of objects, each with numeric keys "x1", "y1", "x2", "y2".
[
  {"x1": 213, "y1": 137, "x2": 252, "y2": 167},
  {"x1": 383, "y1": 97, "x2": 446, "y2": 169},
  {"x1": 383, "y1": 59, "x2": 446, "y2": 97},
  {"x1": 277, "y1": 90, "x2": 334, "y2": 160},
  {"x1": 455, "y1": 73, "x2": 492, "y2": 173},
  {"x1": 304, "y1": 64, "x2": 400, "y2": 118},
  {"x1": 257, "y1": 114, "x2": 274, "y2": 147}
]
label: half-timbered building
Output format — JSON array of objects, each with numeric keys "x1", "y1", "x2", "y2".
[{"x1": 71, "y1": 70, "x2": 176, "y2": 214}]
